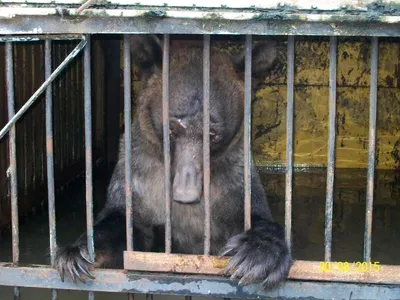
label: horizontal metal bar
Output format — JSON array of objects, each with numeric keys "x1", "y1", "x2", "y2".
[
  {"x1": 4, "y1": 0, "x2": 400, "y2": 11},
  {"x1": 0, "y1": 34, "x2": 84, "y2": 42},
  {"x1": 124, "y1": 252, "x2": 230, "y2": 275},
  {"x1": 0, "y1": 263, "x2": 399, "y2": 299},
  {"x1": 0, "y1": 37, "x2": 87, "y2": 140},
  {"x1": 1, "y1": 7, "x2": 400, "y2": 23},
  {"x1": 123, "y1": 252, "x2": 400, "y2": 285},
  {"x1": 0, "y1": 15, "x2": 399, "y2": 36}
]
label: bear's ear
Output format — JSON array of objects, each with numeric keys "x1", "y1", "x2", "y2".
[
  {"x1": 129, "y1": 34, "x2": 163, "y2": 80},
  {"x1": 234, "y1": 40, "x2": 278, "y2": 78}
]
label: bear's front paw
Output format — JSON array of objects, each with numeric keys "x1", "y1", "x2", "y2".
[
  {"x1": 219, "y1": 221, "x2": 292, "y2": 288},
  {"x1": 55, "y1": 245, "x2": 95, "y2": 284}
]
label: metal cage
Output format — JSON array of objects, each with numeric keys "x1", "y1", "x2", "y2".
[{"x1": 0, "y1": 1, "x2": 400, "y2": 299}]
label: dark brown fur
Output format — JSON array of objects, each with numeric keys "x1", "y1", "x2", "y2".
[{"x1": 55, "y1": 36, "x2": 292, "y2": 289}]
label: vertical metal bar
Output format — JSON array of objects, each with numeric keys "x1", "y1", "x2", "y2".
[
  {"x1": 162, "y1": 34, "x2": 172, "y2": 254},
  {"x1": 45, "y1": 39, "x2": 58, "y2": 300},
  {"x1": 244, "y1": 35, "x2": 252, "y2": 232},
  {"x1": 6, "y1": 41, "x2": 20, "y2": 300},
  {"x1": 124, "y1": 34, "x2": 135, "y2": 300},
  {"x1": 84, "y1": 35, "x2": 95, "y2": 300},
  {"x1": 285, "y1": 36, "x2": 295, "y2": 250},
  {"x1": 124, "y1": 35, "x2": 133, "y2": 252},
  {"x1": 203, "y1": 34, "x2": 211, "y2": 255},
  {"x1": 185, "y1": 297, "x2": 192, "y2": 300},
  {"x1": 145, "y1": 295, "x2": 153, "y2": 300},
  {"x1": 364, "y1": 37, "x2": 378, "y2": 263},
  {"x1": 324, "y1": 36, "x2": 337, "y2": 262}
]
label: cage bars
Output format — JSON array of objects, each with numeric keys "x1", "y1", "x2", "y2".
[
  {"x1": 285, "y1": 35, "x2": 294, "y2": 250},
  {"x1": 203, "y1": 34, "x2": 211, "y2": 255},
  {"x1": 324, "y1": 36, "x2": 337, "y2": 262},
  {"x1": 123, "y1": 35, "x2": 135, "y2": 300},
  {"x1": 45, "y1": 38, "x2": 58, "y2": 300},
  {"x1": 124, "y1": 35, "x2": 133, "y2": 252},
  {"x1": 244, "y1": 35, "x2": 252, "y2": 231},
  {"x1": 364, "y1": 37, "x2": 378, "y2": 263},
  {"x1": 6, "y1": 40, "x2": 20, "y2": 300},
  {"x1": 0, "y1": 38, "x2": 87, "y2": 140},
  {"x1": 83, "y1": 34, "x2": 95, "y2": 300},
  {"x1": 162, "y1": 34, "x2": 172, "y2": 254},
  {"x1": 0, "y1": 32, "x2": 394, "y2": 299}
]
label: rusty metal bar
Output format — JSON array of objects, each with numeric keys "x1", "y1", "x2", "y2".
[
  {"x1": 324, "y1": 36, "x2": 337, "y2": 262},
  {"x1": 162, "y1": 34, "x2": 172, "y2": 254},
  {"x1": 203, "y1": 34, "x2": 211, "y2": 255},
  {"x1": 124, "y1": 35, "x2": 133, "y2": 252},
  {"x1": 123, "y1": 252, "x2": 400, "y2": 284},
  {"x1": 285, "y1": 35, "x2": 294, "y2": 250},
  {"x1": 84, "y1": 34, "x2": 95, "y2": 300},
  {"x1": 45, "y1": 39, "x2": 58, "y2": 300},
  {"x1": 124, "y1": 252, "x2": 230, "y2": 274},
  {"x1": 1, "y1": 7, "x2": 400, "y2": 36},
  {"x1": 0, "y1": 34, "x2": 83, "y2": 42},
  {"x1": 0, "y1": 37, "x2": 87, "y2": 140},
  {"x1": 244, "y1": 34, "x2": 252, "y2": 231},
  {"x1": 6, "y1": 40, "x2": 20, "y2": 300},
  {"x1": 364, "y1": 37, "x2": 378, "y2": 263},
  {"x1": 1, "y1": 263, "x2": 400, "y2": 298}
]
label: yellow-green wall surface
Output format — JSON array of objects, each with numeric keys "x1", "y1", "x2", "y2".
[{"x1": 252, "y1": 37, "x2": 400, "y2": 169}]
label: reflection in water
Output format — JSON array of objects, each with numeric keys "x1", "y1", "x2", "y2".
[{"x1": 0, "y1": 169, "x2": 399, "y2": 299}]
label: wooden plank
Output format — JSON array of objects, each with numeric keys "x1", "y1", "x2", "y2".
[{"x1": 124, "y1": 251, "x2": 400, "y2": 285}]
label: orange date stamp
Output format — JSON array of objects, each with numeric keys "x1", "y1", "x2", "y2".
[{"x1": 319, "y1": 261, "x2": 381, "y2": 273}]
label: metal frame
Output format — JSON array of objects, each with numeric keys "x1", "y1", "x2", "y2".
[{"x1": 0, "y1": 3, "x2": 399, "y2": 298}]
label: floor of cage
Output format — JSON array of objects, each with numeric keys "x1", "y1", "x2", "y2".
[{"x1": 0, "y1": 168, "x2": 399, "y2": 299}]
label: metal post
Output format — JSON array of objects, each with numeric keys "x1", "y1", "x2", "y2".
[
  {"x1": 45, "y1": 38, "x2": 58, "y2": 300},
  {"x1": 162, "y1": 34, "x2": 172, "y2": 253},
  {"x1": 6, "y1": 40, "x2": 20, "y2": 300},
  {"x1": 364, "y1": 37, "x2": 378, "y2": 263},
  {"x1": 84, "y1": 34, "x2": 95, "y2": 300},
  {"x1": 324, "y1": 36, "x2": 337, "y2": 262},
  {"x1": 244, "y1": 35, "x2": 252, "y2": 231},
  {"x1": 285, "y1": 35, "x2": 295, "y2": 250},
  {"x1": 203, "y1": 34, "x2": 211, "y2": 255}
]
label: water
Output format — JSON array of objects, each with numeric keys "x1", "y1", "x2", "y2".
[{"x1": 0, "y1": 168, "x2": 399, "y2": 299}]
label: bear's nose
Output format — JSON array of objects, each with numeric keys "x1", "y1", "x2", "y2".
[{"x1": 172, "y1": 164, "x2": 202, "y2": 204}]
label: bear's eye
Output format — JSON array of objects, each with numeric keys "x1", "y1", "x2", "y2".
[
  {"x1": 169, "y1": 118, "x2": 186, "y2": 138},
  {"x1": 210, "y1": 131, "x2": 222, "y2": 144}
]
